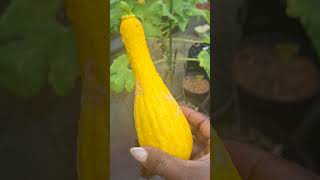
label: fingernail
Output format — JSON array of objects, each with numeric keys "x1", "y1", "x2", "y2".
[{"x1": 130, "y1": 147, "x2": 148, "y2": 163}]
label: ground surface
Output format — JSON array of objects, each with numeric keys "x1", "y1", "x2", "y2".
[{"x1": 0, "y1": 85, "x2": 80, "y2": 180}]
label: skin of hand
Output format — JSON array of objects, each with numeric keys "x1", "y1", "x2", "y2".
[
  {"x1": 129, "y1": 105, "x2": 210, "y2": 180},
  {"x1": 224, "y1": 140, "x2": 320, "y2": 180},
  {"x1": 129, "y1": 105, "x2": 320, "y2": 180}
]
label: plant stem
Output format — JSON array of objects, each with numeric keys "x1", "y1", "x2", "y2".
[
  {"x1": 171, "y1": 38, "x2": 204, "y2": 44},
  {"x1": 161, "y1": 29, "x2": 170, "y2": 36},
  {"x1": 153, "y1": 59, "x2": 166, "y2": 64},
  {"x1": 119, "y1": 1, "x2": 134, "y2": 16},
  {"x1": 176, "y1": 57, "x2": 199, "y2": 61},
  {"x1": 154, "y1": 57, "x2": 199, "y2": 65},
  {"x1": 168, "y1": 0, "x2": 174, "y2": 87},
  {"x1": 147, "y1": 37, "x2": 204, "y2": 44}
]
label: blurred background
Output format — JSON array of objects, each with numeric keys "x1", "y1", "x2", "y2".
[
  {"x1": 0, "y1": 0, "x2": 79, "y2": 179},
  {"x1": 214, "y1": 0, "x2": 320, "y2": 176}
]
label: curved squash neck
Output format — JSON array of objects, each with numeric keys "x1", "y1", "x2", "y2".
[
  {"x1": 120, "y1": 16, "x2": 159, "y2": 86},
  {"x1": 128, "y1": 44, "x2": 159, "y2": 84}
]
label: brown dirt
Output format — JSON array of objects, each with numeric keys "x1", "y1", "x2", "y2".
[
  {"x1": 232, "y1": 46, "x2": 320, "y2": 102},
  {"x1": 196, "y1": 2, "x2": 210, "y2": 10},
  {"x1": 183, "y1": 75, "x2": 210, "y2": 94}
]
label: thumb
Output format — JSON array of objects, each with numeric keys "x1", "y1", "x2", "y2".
[{"x1": 130, "y1": 146, "x2": 197, "y2": 180}]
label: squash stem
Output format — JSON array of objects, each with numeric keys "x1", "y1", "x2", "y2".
[{"x1": 119, "y1": 1, "x2": 134, "y2": 17}]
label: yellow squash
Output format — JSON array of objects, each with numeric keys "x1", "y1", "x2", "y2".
[
  {"x1": 65, "y1": 0, "x2": 108, "y2": 179},
  {"x1": 119, "y1": 4, "x2": 193, "y2": 160}
]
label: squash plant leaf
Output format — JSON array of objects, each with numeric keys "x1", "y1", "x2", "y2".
[
  {"x1": 48, "y1": 32, "x2": 79, "y2": 96},
  {"x1": 143, "y1": 21, "x2": 162, "y2": 38},
  {"x1": 198, "y1": 50, "x2": 210, "y2": 79},
  {"x1": 203, "y1": 34, "x2": 210, "y2": 44},
  {"x1": 0, "y1": 0, "x2": 79, "y2": 97},
  {"x1": 110, "y1": 54, "x2": 135, "y2": 93},
  {"x1": 110, "y1": 0, "x2": 208, "y2": 36}
]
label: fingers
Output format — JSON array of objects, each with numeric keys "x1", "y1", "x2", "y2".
[
  {"x1": 130, "y1": 146, "x2": 205, "y2": 180},
  {"x1": 180, "y1": 105, "x2": 210, "y2": 138},
  {"x1": 180, "y1": 105, "x2": 211, "y2": 145},
  {"x1": 191, "y1": 139, "x2": 209, "y2": 160}
]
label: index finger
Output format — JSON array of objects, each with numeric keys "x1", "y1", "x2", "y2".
[{"x1": 180, "y1": 105, "x2": 211, "y2": 140}]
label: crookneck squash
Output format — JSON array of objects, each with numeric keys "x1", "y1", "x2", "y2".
[{"x1": 119, "y1": 2, "x2": 193, "y2": 160}]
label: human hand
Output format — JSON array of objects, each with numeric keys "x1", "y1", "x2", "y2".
[
  {"x1": 224, "y1": 140, "x2": 320, "y2": 180},
  {"x1": 129, "y1": 105, "x2": 210, "y2": 180}
]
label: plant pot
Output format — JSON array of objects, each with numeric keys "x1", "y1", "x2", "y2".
[
  {"x1": 184, "y1": 43, "x2": 210, "y2": 114},
  {"x1": 183, "y1": 72, "x2": 210, "y2": 112}
]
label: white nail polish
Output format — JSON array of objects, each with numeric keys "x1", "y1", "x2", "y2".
[{"x1": 130, "y1": 147, "x2": 148, "y2": 163}]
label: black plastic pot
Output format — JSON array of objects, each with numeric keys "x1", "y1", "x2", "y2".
[
  {"x1": 183, "y1": 44, "x2": 211, "y2": 114},
  {"x1": 183, "y1": 72, "x2": 210, "y2": 102}
]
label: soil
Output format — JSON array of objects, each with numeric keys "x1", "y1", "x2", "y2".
[
  {"x1": 196, "y1": 2, "x2": 210, "y2": 10},
  {"x1": 183, "y1": 75, "x2": 210, "y2": 94},
  {"x1": 232, "y1": 46, "x2": 320, "y2": 102}
]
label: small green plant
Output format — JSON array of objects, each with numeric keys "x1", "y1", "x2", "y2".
[
  {"x1": 110, "y1": 54, "x2": 135, "y2": 92},
  {"x1": 198, "y1": 49, "x2": 210, "y2": 79},
  {"x1": 195, "y1": 74, "x2": 204, "y2": 80},
  {"x1": 110, "y1": 0, "x2": 210, "y2": 93}
]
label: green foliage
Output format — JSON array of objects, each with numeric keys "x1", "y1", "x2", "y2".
[
  {"x1": 110, "y1": 0, "x2": 208, "y2": 37},
  {"x1": 196, "y1": 24, "x2": 210, "y2": 79},
  {"x1": 197, "y1": 50, "x2": 210, "y2": 79},
  {"x1": 110, "y1": 54, "x2": 135, "y2": 92},
  {"x1": 0, "y1": 0, "x2": 79, "y2": 97},
  {"x1": 111, "y1": 1, "x2": 123, "y2": 34},
  {"x1": 203, "y1": 34, "x2": 210, "y2": 44},
  {"x1": 286, "y1": 0, "x2": 320, "y2": 57}
]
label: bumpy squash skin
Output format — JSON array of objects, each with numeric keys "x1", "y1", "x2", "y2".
[{"x1": 120, "y1": 15, "x2": 193, "y2": 160}]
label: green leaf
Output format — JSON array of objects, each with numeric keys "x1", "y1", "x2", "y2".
[
  {"x1": 197, "y1": 50, "x2": 210, "y2": 79},
  {"x1": 110, "y1": 0, "x2": 208, "y2": 36},
  {"x1": 161, "y1": 3, "x2": 175, "y2": 20},
  {"x1": 143, "y1": 21, "x2": 162, "y2": 37},
  {"x1": 203, "y1": 34, "x2": 210, "y2": 44},
  {"x1": 186, "y1": 7, "x2": 207, "y2": 17},
  {"x1": 196, "y1": 0, "x2": 207, "y2": 3},
  {"x1": 110, "y1": 7, "x2": 122, "y2": 34},
  {"x1": 203, "y1": 10, "x2": 210, "y2": 24},
  {"x1": 175, "y1": 13, "x2": 189, "y2": 32},
  {"x1": 110, "y1": 54, "x2": 135, "y2": 93},
  {"x1": 189, "y1": 0, "x2": 207, "y2": 4},
  {"x1": 48, "y1": 33, "x2": 80, "y2": 96},
  {"x1": 0, "y1": 0, "x2": 79, "y2": 97},
  {"x1": 0, "y1": 39, "x2": 47, "y2": 97}
]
